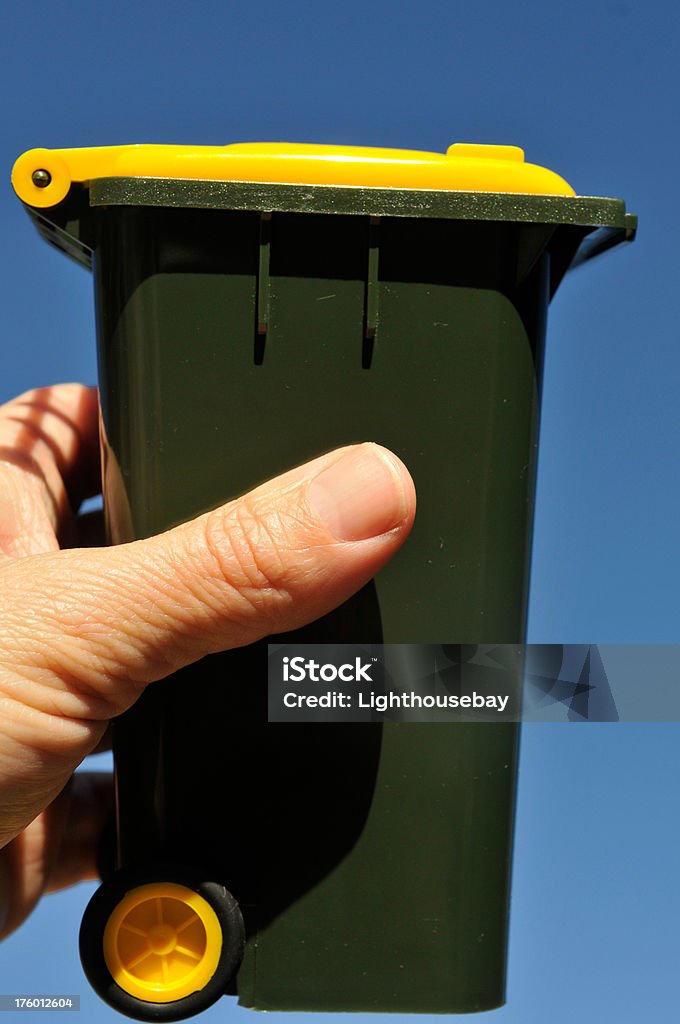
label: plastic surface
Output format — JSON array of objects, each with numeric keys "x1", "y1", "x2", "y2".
[
  {"x1": 14, "y1": 148, "x2": 635, "y2": 1019},
  {"x1": 80, "y1": 868, "x2": 245, "y2": 1023},
  {"x1": 102, "y1": 883, "x2": 223, "y2": 1003},
  {"x1": 11, "y1": 141, "x2": 577, "y2": 208},
  {"x1": 89, "y1": 205, "x2": 583, "y2": 1013}
]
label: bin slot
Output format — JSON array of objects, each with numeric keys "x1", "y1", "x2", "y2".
[
  {"x1": 255, "y1": 211, "x2": 272, "y2": 364},
  {"x1": 363, "y1": 216, "x2": 380, "y2": 369}
]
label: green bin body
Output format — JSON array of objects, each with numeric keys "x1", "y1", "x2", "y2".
[{"x1": 14, "y1": 145, "x2": 635, "y2": 1019}]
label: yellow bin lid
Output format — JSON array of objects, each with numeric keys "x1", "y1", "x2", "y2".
[{"x1": 12, "y1": 141, "x2": 575, "y2": 209}]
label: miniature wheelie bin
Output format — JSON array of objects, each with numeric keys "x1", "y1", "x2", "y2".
[{"x1": 12, "y1": 141, "x2": 635, "y2": 1021}]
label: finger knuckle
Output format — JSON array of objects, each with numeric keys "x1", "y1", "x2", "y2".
[{"x1": 196, "y1": 497, "x2": 296, "y2": 623}]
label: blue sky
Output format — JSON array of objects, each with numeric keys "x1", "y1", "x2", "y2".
[{"x1": 1, "y1": 1, "x2": 679, "y2": 1021}]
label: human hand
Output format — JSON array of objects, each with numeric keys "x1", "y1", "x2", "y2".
[{"x1": 0, "y1": 383, "x2": 415, "y2": 938}]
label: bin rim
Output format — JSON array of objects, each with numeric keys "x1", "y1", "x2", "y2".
[{"x1": 85, "y1": 176, "x2": 637, "y2": 233}]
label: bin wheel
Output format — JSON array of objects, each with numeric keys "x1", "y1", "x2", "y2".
[{"x1": 80, "y1": 867, "x2": 244, "y2": 1022}]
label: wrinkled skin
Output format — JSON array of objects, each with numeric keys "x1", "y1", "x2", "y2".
[{"x1": 0, "y1": 383, "x2": 415, "y2": 938}]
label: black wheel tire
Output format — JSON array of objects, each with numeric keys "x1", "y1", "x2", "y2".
[{"x1": 79, "y1": 866, "x2": 245, "y2": 1022}]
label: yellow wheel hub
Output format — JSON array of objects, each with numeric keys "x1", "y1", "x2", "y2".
[{"x1": 103, "y1": 883, "x2": 223, "y2": 1003}]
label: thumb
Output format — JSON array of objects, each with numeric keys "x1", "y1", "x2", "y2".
[{"x1": 0, "y1": 443, "x2": 415, "y2": 843}]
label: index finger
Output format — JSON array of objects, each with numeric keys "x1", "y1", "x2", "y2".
[{"x1": 0, "y1": 384, "x2": 101, "y2": 557}]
